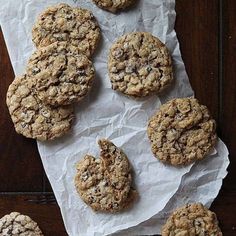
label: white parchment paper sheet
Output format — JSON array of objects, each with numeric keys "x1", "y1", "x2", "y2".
[{"x1": 0, "y1": 0, "x2": 229, "y2": 235}]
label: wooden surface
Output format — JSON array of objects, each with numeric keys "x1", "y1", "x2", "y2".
[{"x1": 0, "y1": 0, "x2": 235, "y2": 235}]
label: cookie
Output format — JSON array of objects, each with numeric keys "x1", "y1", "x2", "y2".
[
  {"x1": 162, "y1": 203, "x2": 222, "y2": 236},
  {"x1": 26, "y1": 42, "x2": 95, "y2": 106},
  {"x1": 32, "y1": 3, "x2": 100, "y2": 57},
  {"x1": 6, "y1": 75, "x2": 74, "y2": 141},
  {"x1": 108, "y1": 32, "x2": 173, "y2": 97},
  {"x1": 147, "y1": 98, "x2": 217, "y2": 166},
  {"x1": 74, "y1": 139, "x2": 137, "y2": 213},
  {"x1": 92, "y1": 0, "x2": 135, "y2": 13},
  {"x1": 0, "y1": 212, "x2": 43, "y2": 236}
]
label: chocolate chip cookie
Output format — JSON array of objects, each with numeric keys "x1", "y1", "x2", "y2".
[
  {"x1": 6, "y1": 75, "x2": 74, "y2": 141},
  {"x1": 92, "y1": 0, "x2": 135, "y2": 13},
  {"x1": 74, "y1": 139, "x2": 137, "y2": 213},
  {"x1": 32, "y1": 3, "x2": 100, "y2": 57},
  {"x1": 26, "y1": 42, "x2": 95, "y2": 106},
  {"x1": 147, "y1": 98, "x2": 217, "y2": 166},
  {"x1": 162, "y1": 203, "x2": 222, "y2": 236},
  {"x1": 108, "y1": 32, "x2": 173, "y2": 97},
  {"x1": 0, "y1": 212, "x2": 43, "y2": 236}
]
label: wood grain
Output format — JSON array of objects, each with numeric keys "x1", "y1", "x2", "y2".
[
  {"x1": 211, "y1": 1, "x2": 236, "y2": 235},
  {"x1": 220, "y1": 0, "x2": 236, "y2": 192},
  {"x1": 175, "y1": 0, "x2": 219, "y2": 121}
]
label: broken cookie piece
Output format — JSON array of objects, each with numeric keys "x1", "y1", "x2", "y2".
[{"x1": 74, "y1": 139, "x2": 138, "y2": 213}]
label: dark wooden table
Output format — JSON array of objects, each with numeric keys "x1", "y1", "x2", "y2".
[{"x1": 0, "y1": 1, "x2": 235, "y2": 235}]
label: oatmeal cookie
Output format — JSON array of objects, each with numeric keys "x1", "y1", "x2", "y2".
[
  {"x1": 6, "y1": 75, "x2": 74, "y2": 141},
  {"x1": 162, "y1": 203, "x2": 222, "y2": 236},
  {"x1": 32, "y1": 3, "x2": 100, "y2": 57},
  {"x1": 26, "y1": 42, "x2": 95, "y2": 106},
  {"x1": 0, "y1": 212, "x2": 43, "y2": 236},
  {"x1": 147, "y1": 98, "x2": 217, "y2": 166},
  {"x1": 108, "y1": 32, "x2": 173, "y2": 97},
  {"x1": 74, "y1": 139, "x2": 137, "y2": 213},
  {"x1": 92, "y1": 0, "x2": 135, "y2": 13}
]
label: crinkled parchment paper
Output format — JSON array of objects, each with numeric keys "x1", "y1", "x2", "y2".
[{"x1": 0, "y1": 0, "x2": 229, "y2": 235}]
